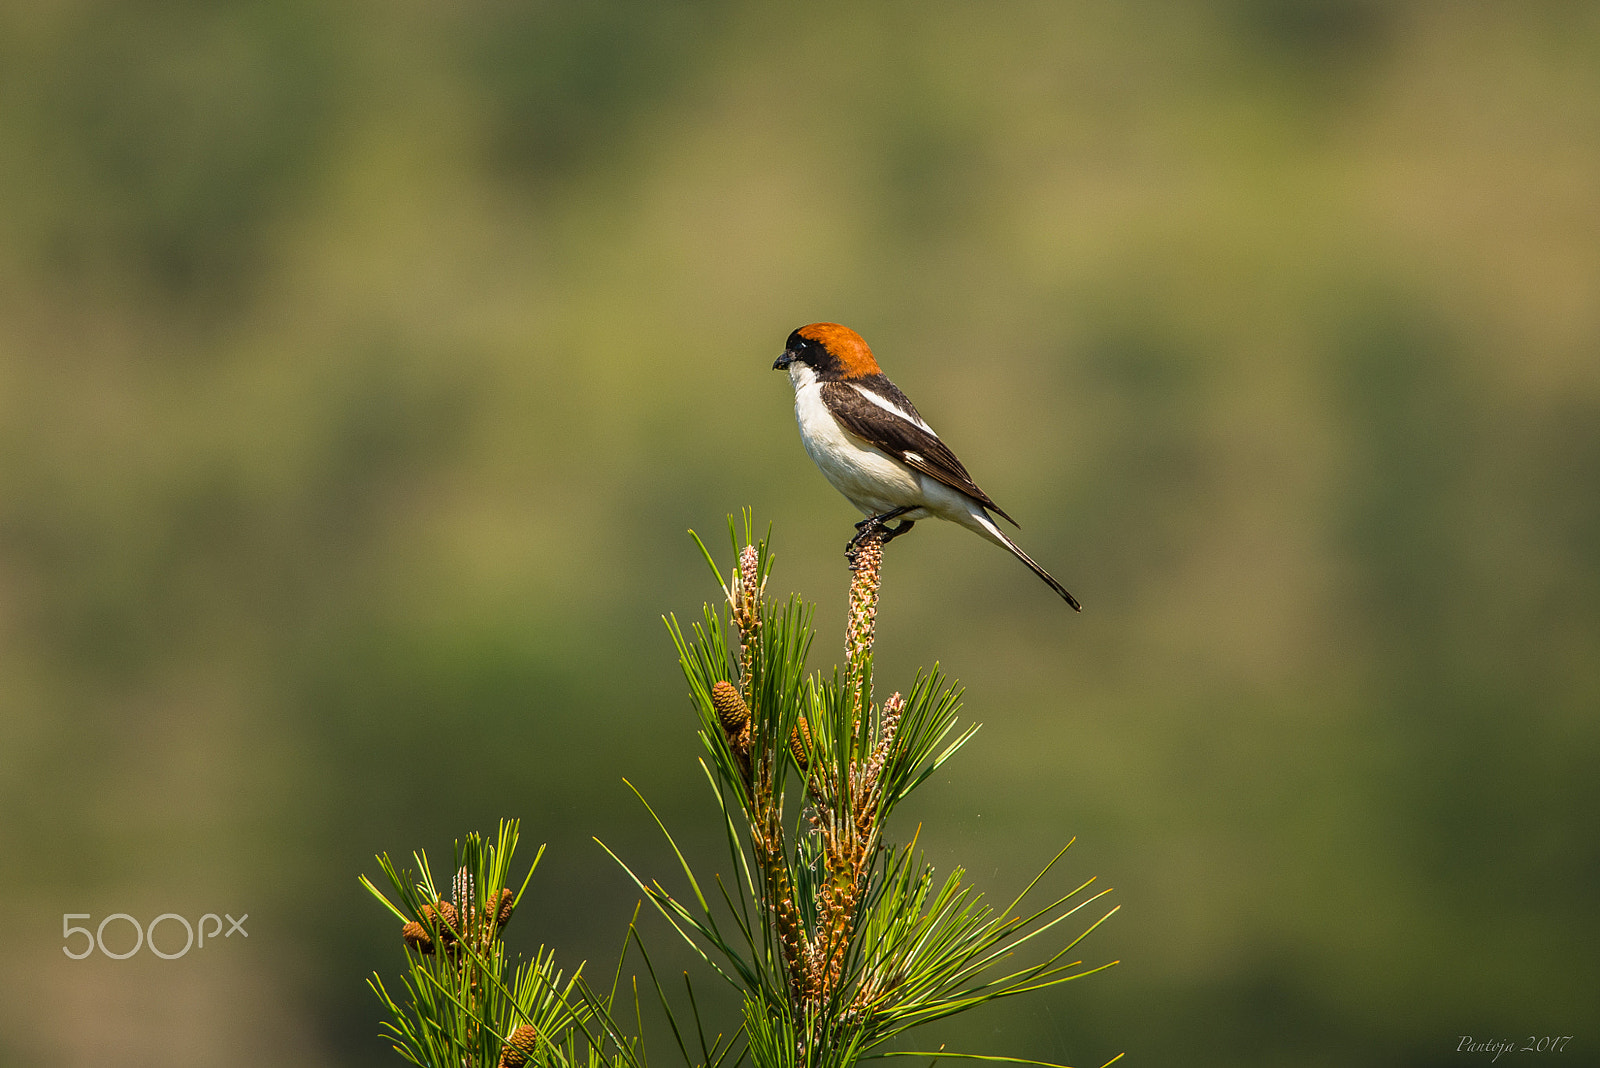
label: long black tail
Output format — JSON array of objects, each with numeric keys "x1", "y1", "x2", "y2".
[
  {"x1": 1007, "y1": 536, "x2": 1082, "y2": 610},
  {"x1": 977, "y1": 513, "x2": 1081, "y2": 610}
]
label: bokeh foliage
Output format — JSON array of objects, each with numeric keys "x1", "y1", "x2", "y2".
[{"x1": 2, "y1": 2, "x2": 1597, "y2": 1067}]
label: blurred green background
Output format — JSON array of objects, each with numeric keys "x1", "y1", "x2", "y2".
[{"x1": 3, "y1": 2, "x2": 1598, "y2": 1065}]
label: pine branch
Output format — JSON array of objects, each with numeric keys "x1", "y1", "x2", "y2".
[{"x1": 620, "y1": 516, "x2": 1119, "y2": 1068}]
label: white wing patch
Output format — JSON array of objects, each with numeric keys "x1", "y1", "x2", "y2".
[
  {"x1": 904, "y1": 451, "x2": 924, "y2": 464},
  {"x1": 849, "y1": 381, "x2": 934, "y2": 434}
]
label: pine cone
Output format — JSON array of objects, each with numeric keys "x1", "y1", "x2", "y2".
[
  {"x1": 420, "y1": 901, "x2": 459, "y2": 943},
  {"x1": 495, "y1": 888, "x2": 515, "y2": 927},
  {"x1": 499, "y1": 1024, "x2": 540, "y2": 1067},
  {"x1": 790, "y1": 715, "x2": 812, "y2": 771},
  {"x1": 710, "y1": 680, "x2": 751, "y2": 734},
  {"x1": 400, "y1": 920, "x2": 433, "y2": 954}
]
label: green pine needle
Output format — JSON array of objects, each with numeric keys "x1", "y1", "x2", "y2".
[{"x1": 616, "y1": 519, "x2": 1119, "y2": 1068}]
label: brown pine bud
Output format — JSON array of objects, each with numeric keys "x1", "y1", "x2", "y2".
[
  {"x1": 401, "y1": 920, "x2": 433, "y2": 954},
  {"x1": 420, "y1": 901, "x2": 459, "y2": 942},
  {"x1": 495, "y1": 888, "x2": 515, "y2": 927},
  {"x1": 711, "y1": 680, "x2": 751, "y2": 734},
  {"x1": 499, "y1": 1024, "x2": 540, "y2": 1068},
  {"x1": 789, "y1": 715, "x2": 812, "y2": 771},
  {"x1": 711, "y1": 680, "x2": 754, "y2": 782}
]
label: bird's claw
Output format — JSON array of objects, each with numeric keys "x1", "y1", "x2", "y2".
[{"x1": 844, "y1": 510, "x2": 916, "y2": 562}]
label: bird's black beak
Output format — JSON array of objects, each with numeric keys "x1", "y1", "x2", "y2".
[{"x1": 773, "y1": 350, "x2": 797, "y2": 371}]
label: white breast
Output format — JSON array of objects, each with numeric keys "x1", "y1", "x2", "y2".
[{"x1": 787, "y1": 364, "x2": 924, "y2": 516}]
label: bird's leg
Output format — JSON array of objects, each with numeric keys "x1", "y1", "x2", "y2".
[
  {"x1": 879, "y1": 519, "x2": 915, "y2": 545},
  {"x1": 846, "y1": 507, "x2": 916, "y2": 560}
]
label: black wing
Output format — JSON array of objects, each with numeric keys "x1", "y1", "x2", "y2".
[{"x1": 821, "y1": 377, "x2": 1019, "y2": 526}]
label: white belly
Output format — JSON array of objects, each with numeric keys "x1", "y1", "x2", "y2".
[
  {"x1": 787, "y1": 365, "x2": 991, "y2": 535},
  {"x1": 789, "y1": 367, "x2": 912, "y2": 515}
]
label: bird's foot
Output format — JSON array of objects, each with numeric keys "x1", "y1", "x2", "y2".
[
  {"x1": 845, "y1": 508, "x2": 915, "y2": 562},
  {"x1": 880, "y1": 519, "x2": 915, "y2": 545},
  {"x1": 845, "y1": 518, "x2": 883, "y2": 562}
]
